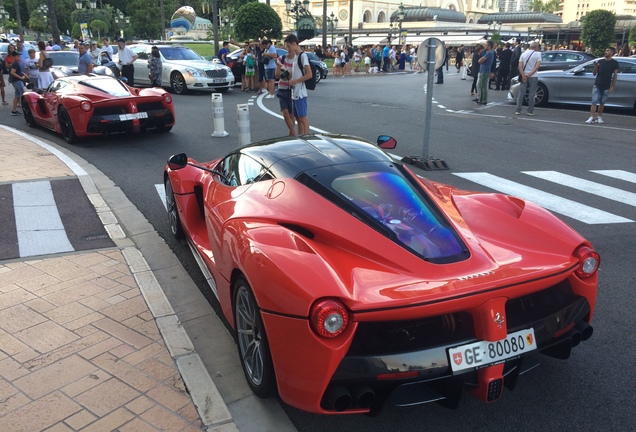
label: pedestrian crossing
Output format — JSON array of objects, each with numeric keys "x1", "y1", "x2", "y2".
[{"x1": 154, "y1": 169, "x2": 636, "y2": 226}]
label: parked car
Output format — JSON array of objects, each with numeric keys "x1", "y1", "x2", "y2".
[
  {"x1": 510, "y1": 57, "x2": 636, "y2": 110},
  {"x1": 1, "y1": 42, "x2": 37, "y2": 65},
  {"x1": 114, "y1": 44, "x2": 234, "y2": 94},
  {"x1": 21, "y1": 74, "x2": 175, "y2": 143},
  {"x1": 36, "y1": 50, "x2": 79, "y2": 74},
  {"x1": 164, "y1": 133, "x2": 599, "y2": 414},
  {"x1": 227, "y1": 47, "x2": 326, "y2": 84},
  {"x1": 538, "y1": 50, "x2": 595, "y2": 71}
]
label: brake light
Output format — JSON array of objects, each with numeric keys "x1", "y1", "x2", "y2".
[
  {"x1": 163, "y1": 93, "x2": 172, "y2": 104},
  {"x1": 79, "y1": 101, "x2": 92, "y2": 112},
  {"x1": 310, "y1": 299, "x2": 349, "y2": 338},
  {"x1": 574, "y1": 246, "x2": 600, "y2": 278}
]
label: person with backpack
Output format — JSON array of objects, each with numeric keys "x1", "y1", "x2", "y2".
[
  {"x1": 284, "y1": 33, "x2": 312, "y2": 135},
  {"x1": 244, "y1": 47, "x2": 256, "y2": 92}
]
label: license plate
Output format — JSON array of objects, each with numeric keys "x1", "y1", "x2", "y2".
[
  {"x1": 448, "y1": 328, "x2": 537, "y2": 373},
  {"x1": 119, "y1": 112, "x2": 148, "y2": 121},
  {"x1": 211, "y1": 78, "x2": 226, "y2": 83}
]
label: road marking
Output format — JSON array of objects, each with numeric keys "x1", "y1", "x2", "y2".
[
  {"x1": 453, "y1": 172, "x2": 632, "y2": 224},
  {"x1": 591, "y1": 170, "x2": 636, "y2": 185},
  {"x1": 13, "y1": 181, "x2": 75, "y2": 257},
  {"x1": 156, "y1": 184, "x2": 167, "y2": 210},
  {"x1": 523, "y1": 171, "x2": 636, "y2": 208},
  {"x1": 256, "y1": 92, "x2": 329, "y2": 133}
]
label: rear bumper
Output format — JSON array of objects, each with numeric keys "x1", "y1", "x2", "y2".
[{"x1": 86, "y1": 108, "x2": 175, "y2": 135}]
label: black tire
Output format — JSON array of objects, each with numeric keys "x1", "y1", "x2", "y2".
[
  {"x1": 58, "y1": 107, "x2": 77, "y2": 144},
  {"x1": 164, "y1": 179, "x2": 184, "y2": 239},
  {"x1": 234, "y1": 277, "x2": 276, "y2": 398},
  {"x1": 170, "y1": 72, "x2": 187, "y2": 95},
  {"x1": 22, "y1": 98, "x2": 35, "y2": 127},
  {"x1": 315, "y1": 72, "x2": 321, "y2": 84}
]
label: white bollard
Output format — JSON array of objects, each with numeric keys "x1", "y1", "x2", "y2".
[
  {"x1": 211, "y1": 93, "x2": 229, "y2": 137},
  {"x1": 237, "y1": 104, "x2": 251, "y2": 146}
]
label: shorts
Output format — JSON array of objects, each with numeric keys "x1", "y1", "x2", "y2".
[
  {"x1": 591, "y1": 85, "x2": 609, "y2": 105},
  {"x1": 292, "y1": 97, "x2": 307, "y2": 118},
  {"x1": 12, "y1": 80, "x2": 25, "y2": 97},
  {"x1": 265, "y1": 68, "x2": 275, "y2": 81},
  {"x1": 277, "y1": 89, "x2": 292, "y2": 112}
]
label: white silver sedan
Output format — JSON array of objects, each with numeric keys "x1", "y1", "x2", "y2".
[{"x1": 509, "y1": 57, "x2": 636, "y2": 111}]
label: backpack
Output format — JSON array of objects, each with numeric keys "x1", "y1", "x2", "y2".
[
  {"x1": 42, "y1": 57, "x2": 54, "y2": 70},
  {"x1": 297, "y1": 53, "x2": 316, "y2": 90},
  {"x1": 245, "y1": 54, "x2": 254, "y2": 68},
  {"x1": 344, "y1": 53, "x2": 349, "y2": 62}
]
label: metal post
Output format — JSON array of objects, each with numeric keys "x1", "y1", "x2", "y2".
[
  {"x1": 237, "y1": 104, "x2": 250, "y2": 146},
  {"x1": 422, "y1": 38, "x2": 436, "y2": 161},
  {"x1": 210, "y1": 93, "x2": 228, "y2": 137}
]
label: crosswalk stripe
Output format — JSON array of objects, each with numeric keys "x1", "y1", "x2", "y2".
[
  {"x1": 523, "y1": 171, "x2": 636, "y2": 208},
  {"x1": 453, "y1": 172, "x2": 632, "y2": 224},
  {"x1": 13, "y1": 181, "x2": 75, "y2": 257},
  {"x1": 590, "y1": 170, "x2": 636, "y2": 185},
  {"x1": 155, "y1": 184, "x2": 167, "y2": 211}
]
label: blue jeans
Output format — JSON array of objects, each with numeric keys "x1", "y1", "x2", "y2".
[{"x1": 516, "y1": 76, "x2": 538, "y2": 113}]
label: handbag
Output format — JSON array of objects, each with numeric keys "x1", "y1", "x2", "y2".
[{"x1": 262, "y1": 56, "x2": 270, "y2": 65}]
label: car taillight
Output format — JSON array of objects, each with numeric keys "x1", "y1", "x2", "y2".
[
  {"x1": 310, "y1": 299, "x2": 349, "y2": 338},
  {"x1": 79, "y1": 101, "x2": 92, "y2": 112},
  {"x1": 574, "y1": 246, "x2": 600, "y2": 278},
  {"x1": 163, "y1": 93, "x2": 172, "y2": 104}
]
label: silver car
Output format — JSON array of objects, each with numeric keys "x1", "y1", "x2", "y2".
[
  {"x1": 509, "y1": 57, "x2": 636, "y2": 111},
  {"x1": 116, "y1": 44, "x2": 234, "y2": 94}
]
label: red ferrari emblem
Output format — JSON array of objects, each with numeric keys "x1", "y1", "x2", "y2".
[
  {"x1": 526, "y1": 334, "x2": 533, "y2": 345},
  {"x1": 453, "y1": 352, "x2": 463, "y2": 365}
]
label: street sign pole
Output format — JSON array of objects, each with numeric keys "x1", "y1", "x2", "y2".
[{"x1": 422, "y1": 38, "x2": 436, "y2": 161}]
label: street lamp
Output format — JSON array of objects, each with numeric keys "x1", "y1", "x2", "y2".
[
  {"x1": 397, "y1": 3, "x2": 405, "y2": 45},
  {"x1": 114, "y1": 12, "x2": 129, "y2": 39},
  {"x1": 388, "y1": 22, "x2": 393, "y2": 45},
  {"x1": 36, "y1": 4, "x2": 49, "y2": 40},
  {"x1": 75, "y1": 0, "x2": 96, "y2": 40},
  {"x1": 327, "y1": 11, "x2": 338, "y2": 46},
  {"x1": 284, "y1": 0, "x2": 310, "y2": 31}
]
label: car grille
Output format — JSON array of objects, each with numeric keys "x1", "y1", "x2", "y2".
[
  {"x1": 137, "y1": 102, "x2": 165, "y2": 112},
  {"x1": 204, "y1": 69, "x2": 227, "y2": 79}
]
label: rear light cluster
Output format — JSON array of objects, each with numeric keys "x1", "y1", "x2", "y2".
[
  {"x1": 79, "y1": 101, "x2": 92, "y2": 112},
  {"x1": 163, "y1": 93, "x2": 172, "y2": 104},
  {"x1": 310, "y1": 299, "x2": 349, "y2": 338},
  {"x1": 574, "y1": 245, "x2": 600, "y2": 278}
]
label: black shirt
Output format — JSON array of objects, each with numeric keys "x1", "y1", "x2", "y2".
[{"x1": 594, "y1": 58, "x2": 619, "y2": 90}]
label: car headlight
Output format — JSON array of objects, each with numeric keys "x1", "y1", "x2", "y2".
[
  {"x1": 184, "y1": 68, "x2": 206, "y2": 77},
  {"x1": 511, "y1": 76, "x2": 519, "y2": 85}
]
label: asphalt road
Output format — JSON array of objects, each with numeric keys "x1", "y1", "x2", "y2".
[{"x1": 5, "y1": 70, "x2": 636, "y2": 431}]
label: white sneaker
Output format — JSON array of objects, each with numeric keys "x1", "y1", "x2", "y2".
[
  {"x1": 596, "y1": 117, "x2": 604, "y2": 124},
  {"x1": 585, "y1": 116, "x2": 595, "y2": 124},
  {"x1": 261, "y1": 89, "x2": 268, "y2": 93},
  {"x1": 264, "y1": 94, "x2": 275, "y2": 99}
]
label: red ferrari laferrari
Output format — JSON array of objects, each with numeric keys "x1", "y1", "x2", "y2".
[
  {"x1": 164, "y1": 134, "x2": 600, "y2": 414},
  {"x1": 21, "y1": 74, "x2": 175, "y2": 143}
]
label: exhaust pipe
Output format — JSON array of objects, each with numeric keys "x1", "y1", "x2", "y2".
[
  {"x1": 352, "y1": 385, "x2": 375, "y2": 409},
  {"x1": 326, "y1": 386, "x2": 352, "y2": 412},
  {"x1": 568, "y1": 328, "x2": 582, "y2": 347},
  {"x1": 575, "y1": 321, "x2": 594, "y2": 341}
]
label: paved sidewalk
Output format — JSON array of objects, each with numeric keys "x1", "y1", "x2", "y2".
[{"x1": 0, "y1": 126, "x2": 238, "y2": 431}]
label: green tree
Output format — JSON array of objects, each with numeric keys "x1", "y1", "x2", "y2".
[
  {"x1": 127, "y1": 0, "x2": 163, "y2": 39},
  {"x1": 581, "y1": 10, "x2": 616, "y2": 56},
  {"x1": 90, "y1": 19, "x2": 108, "y2": 39},
  {"x1": 234, "y1": 2, "x2": 282, "y2": 42},
  {"x1": 542, "y1": 0, "x2": 560, "y2": 13},
  {"x1": 529, "y1": 0, "x2": 543, "y2": 11}
]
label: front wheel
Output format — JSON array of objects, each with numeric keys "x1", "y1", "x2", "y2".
[
  {"x1": 534, "y1": 83, "x2": 548, "y2": 107},
  {"x1": 170, "y1": 72, "x2": 187, "y2": 95},
  {"x1": 234, "y1": 277, "x2": 276, "y2": 398},
  {"x1": 58, "y1": 107, "x2": 77, "y2": 144},
  {"x1": 22, "y1": 98, "x2": 35, "y2": 127},
  {"x1": 164, "y1": 178, "x2": 184, "y2": 239},
  {"x1": 315, "y1": 72, "x2": 321, "y2": 84}
]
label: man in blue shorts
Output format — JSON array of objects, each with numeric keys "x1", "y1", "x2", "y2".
[
  {"x1": 284, "y1": 34, "x2": 312, "y2": 134},
  {"x1": 262, "y1": 39, "x2": 278, "y2": 98},
  {"x1": 585, "y1": 47, "x2": 618, "y2": 124}
]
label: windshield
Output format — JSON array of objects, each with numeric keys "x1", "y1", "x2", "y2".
[
  {"x1": 158, "y1": 47, "x2": 203, "y2": 61},
  {"x1": 79, "y1": 77, "x2": 131, "y2": 97},
  {"x1": 45, "y1": 52, "x2": 78, "y2": 67},
  {"x1": 331, "y1": 171, "x2": 464, "y2": 260}
]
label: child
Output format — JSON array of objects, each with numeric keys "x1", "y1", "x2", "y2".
[{"x1": 244, "y1": 48, "x2": 256, "y2": 92}]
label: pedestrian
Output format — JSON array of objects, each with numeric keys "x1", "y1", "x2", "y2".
[
  {"x1": 409, "y1": 46, "x2": 416, "y2": 71},
  {"x1": 585, "y1": 47, "x2": 619, "y2": 124},
  {"x1": 148, "y1": 46, "x2": 162, "y2": 87},
  {"x1": 244, "y1": 46, "x2": 256, "y2": 92},
  {"x1": 78, "y1": 43, "x2": 94, "y2": 75},
  {"x1": 218, "y1": 41, "x2": 230, "y2": 65},
  {"x1": 333, "y1": 48, "x2": 341, "y2": 76},
  {"x1": 496, "y1": 43, "x2": 512, "y2": 90},
  {"x1": 25, "y1": 49, "x2": 40, "y2": 88},
  {"x1": 470, "y1": 45, "x2": 482, "y2": 96},
  {"x1": 489, "y1": 43, "x2": 499, "y2": 89},
  {"x1": 508, "y1": 38, "x2": 522, "y2": 89},
  {"x1": 284, "y1": 33, "x2": 312, "y2": 135},
  {"x1": 9, "y1": 52, "x2": 27, "y2": 115},
  {"x1": 382, "y1": 44, "x2": 390, "y2": 72},
  {"x1": 364, "y1": 48, "x2": 371, "y2": 73},
  {"x1": 435, "y1": 63, "x2": 444, "y2": 84},
  {"x1": 37, "y1": 40, "x2": 54, "y2": 90},
  {"x1": 340, "y1": 49, "x2": 347, "y2": 77},
  {"x1": 116, "y1": 38, "x2": 138, "y2": 86},
  {"x1": 101, "y1": 37, "x2": 114, "y2": 58},
  {"x1": 354, "y1": 47, "x2": 361, "y2": 72},
  {"x1": 275, "y1": 54, "x2": 295, "y2": 135},
  {"x1": 456, "y1": 45, "x2": 464, "y2": 76},
  {"x1": 261, "y1": 39, "x2": 277, "y2": 98},
  {"x1": 70, "y1": 40, "x2": 80, "y2": 51},
  {"x1": 515, "y1": 41, "x2": 542, "y2": 116},
  {"x1": 475, "y1": 41, "x2": 495, "y2": 105},
  {"x1": 90, "y1": 42, "x2": 101, "y2": 65}
]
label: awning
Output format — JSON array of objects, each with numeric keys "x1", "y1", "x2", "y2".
[
  {"x1": 351, "y1": 35, "x2": 388, "y2": 46},
  {"x1": 299, "y1": 36, "x2": 345, "y2": 46},
  {"x1": 405, "y1": 34, "x2": 487, "y2": 46}
]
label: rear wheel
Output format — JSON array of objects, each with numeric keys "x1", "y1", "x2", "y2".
[
  {"x1": 164, "y1": 178, "x2": 184, "y2": 239},
  {"x1": 315, "y1": 71, "x2": 322, "y2": 84},
  {"x1": 58, "y1": 107, "x2": 77, "y2": 144},
  {"x1": 22, "y1": 98, "x2": 35, "y2": 127},
  {"x1": 534, "y1": 83, "x2": 548, "y2": 107},
  {"x1": 170, "y1": 72, "x2": 187, "y2": 95},
  {"x1": 234, "y1": 277, "x2": 276, "y2": 398}
]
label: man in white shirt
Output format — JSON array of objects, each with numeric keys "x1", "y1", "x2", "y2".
[
  {"x1": 116, "y1": 38, "x2": 138, "y2": 86},
  {"x1": 101, "y1": 37, "x2": 114, "y2": 59},
  {"x1": 283, "y1": 34, "x2": 312, "y2": 135},
  {"x1": 515, "y1": 41, "x2": 541, "y2": 116}
]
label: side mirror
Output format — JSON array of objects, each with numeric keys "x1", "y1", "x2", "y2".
[
  {"x1": 167, "y1": 153, "x2": 188, "y2": 170},
  {"x1": 377, "y1": 135, "x2": 397, "y2": 149}
]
